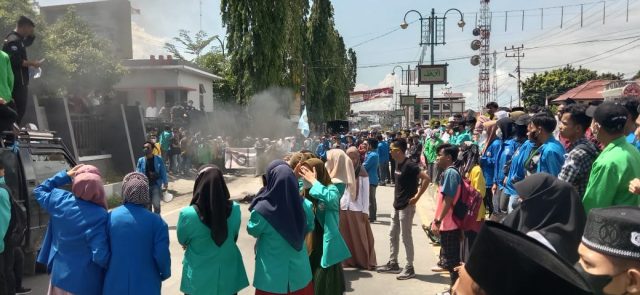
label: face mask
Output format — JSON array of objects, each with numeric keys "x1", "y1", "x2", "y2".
[
  {"x1": 496, "y1": 129, "x2": 503, "y2": 139},
  {"x1": 23, "y1": 35, "x2": 35, "y2": 47},
  {"x1": 144, "y1": 148, "x2": 152, "y2": 154},
  {"x1": 574, "y1": 262, "x2": 614, "y2": 295}
]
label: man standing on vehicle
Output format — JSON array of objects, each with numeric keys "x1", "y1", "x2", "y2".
[
  {"x1": 137, "y1": 142, "x2": 168, "y2": 214},
  {"x1": 3, "y1": 16, "x2": 40, "y2": 125}
]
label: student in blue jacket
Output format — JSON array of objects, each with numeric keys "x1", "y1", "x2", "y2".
[
  {"x1": 137, "y1": 141, "x2": 169, "y2": 214},
  {"x1": 34, "y1": 165, "x2": 110, "y2": 295},
  {"x1": 103, "y1": 172, "x2": 171, "y2": 295},
  {"x1": 481, "y1": 126, "x2": 501, "y2": 216},
  {"x1": 493, "y1": 118, "x2": 519, "y2": 215},
  {"x1": 525, "y1": 112, "x2": 566, "y2": 177}
]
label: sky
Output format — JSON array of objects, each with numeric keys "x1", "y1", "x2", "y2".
[{"x1": 38, "y1": 0, "x2": 640, "y2": 110}]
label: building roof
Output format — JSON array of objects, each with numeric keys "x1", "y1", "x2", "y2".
[
  {"x1": 552, "y1": 80, "x2": 613, "y2": 103},
  {"x1": 121, "y1": 57, "x2": 223, "y2": 81}
]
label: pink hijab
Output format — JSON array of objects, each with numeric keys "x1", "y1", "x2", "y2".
[{"x1": 71, "y1": 165, "x2": 107, "y2": 209}]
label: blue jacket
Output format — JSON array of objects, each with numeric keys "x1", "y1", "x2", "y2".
[
  {"x1": 494, "y1": 139, "x2": 521, "y2": 190},
  {"x1": 137, "y1": 155, "x2": 168, "y2": 188},
  {"x1": 363, "y1": 151, "x2": 379, "y2": 185},
  {"x1": 480, "y1": 139, "x2": 501, "y2": 187},
  {"x1": 34, "y1": 171, "x2": 110, "y2": 295},
  {"x1": 315, "y1": 141, "x2": 330, "y2": 161},
  {"x1": 504, "y1": 140, "x2": 535, "y2": 196},
  {"x1": 378, "y1": 141, "x2": 390, "y2": 163},
  {"x1": 537, "y1": 137, "x2": 566, "y2": 176},
  {"x1": 627, "y1": 132, "x2": 640, "y2": 151},
  {"x1": 103, "y1": 203, "x2": 171, "y2": 295}
]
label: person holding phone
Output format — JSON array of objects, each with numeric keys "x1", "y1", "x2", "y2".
[{"x1": 2, "y1": 16, "x2": 41, "y2": 125}]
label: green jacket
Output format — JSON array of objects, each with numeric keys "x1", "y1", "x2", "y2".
[
  {"x1": 583, "y1": 137, "x2": 640, "y2": 213},
  {"x1": 248, "y1": 199, "x2": 315, "y2": 293},
  {"x1": 424, "y1": 137, "x2": 443, "y2": 163},
  {"x1": 177, "y1": 202, "x2": 249, "y2": 295},
  {"x1": 309, "y1": 182, "x2": 351, "y2": 268},
  {"x1": 0, "y1": 177, "x2": 10, "y2": 253},
  {"x1": 0, "y1": 51, "x2": 13, "y2": 103}
]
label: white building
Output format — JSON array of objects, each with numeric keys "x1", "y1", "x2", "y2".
[{"x1": 114, "y1": 56, "x2": 222, "y2": 114}]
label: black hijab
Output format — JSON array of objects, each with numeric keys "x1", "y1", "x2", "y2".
[
  {"x1": 191, "y1": 165, "x2": 233, "y2": 247},
  {"x1": 249, "y1": 160, "x2": 307, "y2": 251},
  {"x1": 497, "y1": 117, "x2": 515, "y2": 140},
  {"x1": 502, "y1": 173, "x2": 586, "y2": 263}
]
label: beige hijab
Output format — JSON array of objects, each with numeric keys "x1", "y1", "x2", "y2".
[{"x1": 326, "y1": 149, "x2": 357, "y2": 201}]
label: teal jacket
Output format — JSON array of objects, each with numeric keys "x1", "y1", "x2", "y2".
[
  {"x1": 308, "y1": 182, "x2": 352, "y2": 268},
  {"x1": 177, "y1": 202, "x2": 249, "y2": 295},
  {"x1": 248, "y1": 199, "x2": 315, "y2": 293},
  {"x1": 0, "y1": 177, "x2": 11, "y2": 253}
]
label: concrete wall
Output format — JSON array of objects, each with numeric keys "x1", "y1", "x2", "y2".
[{"x1": 177, "y1": 71, "x2": 214, "y2": 112}]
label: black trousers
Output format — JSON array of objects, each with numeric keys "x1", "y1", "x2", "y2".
[
  {"x1": 13, "y1": 247, "x2": 23, "y2": 290},
  {"x1": 390, "y1": 158, "x2": 396, "y2": 183},
  {"x1": 11, "y1": 86, "x2": 28, "y2": 125},
  {"x1": 0, "y1": 244, "x2": 16, "y2": 295},
  {"x1": 0, "y1": 105, "x2": 17, "y2": 132}
]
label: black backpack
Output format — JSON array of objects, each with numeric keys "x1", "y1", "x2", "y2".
[{"x1": 0, "y1": 184, "x2": 27, "y2": 246}]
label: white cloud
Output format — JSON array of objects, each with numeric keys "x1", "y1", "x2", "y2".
[
  {"x1": 376, "y1": 73, "x2": 396, "y2": 88},
  {"x1": 131, "y1": 21, "x2": 168, "y2": 59},
  {"x1": 353, "y1": 83, "x2": 370, "y2": 91}
]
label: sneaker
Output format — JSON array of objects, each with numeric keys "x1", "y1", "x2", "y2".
[
  {"x1": 16, "y1": 287, "x2": 32, "y2": 295},
  {"x1": 376, "y1": 261, "x2": 402, "y2": 274},
  {"x1": 397, "y1": 266, "x2": 416, "y2": 280},
  {"x1": 430, "y1": 265, "x2": 448, "y2": 272}
]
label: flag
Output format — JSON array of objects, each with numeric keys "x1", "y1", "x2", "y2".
[{"x1": 298, "y1": 107, "x2": 310, "y2": 138}]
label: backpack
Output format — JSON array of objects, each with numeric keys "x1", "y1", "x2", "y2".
[
  {"x1": 0, "y1": 184, "x2": 27, "y2": 246},
  {"x1": 448, "y1": 167, "x2": 484, "y2": 233}
]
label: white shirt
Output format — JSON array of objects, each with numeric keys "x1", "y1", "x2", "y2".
[{"x1": 340, "y1": 176, "x2": 370, "y2": 214}]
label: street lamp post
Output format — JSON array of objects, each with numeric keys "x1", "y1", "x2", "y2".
[
  {"x1": 392, "y1": 65, "x2": 411, "y2": 128},
  {"x1": 214, "y1": 35, "x2": 225, "y2": 57},
  {"x1": 401, "y1": 8, "x2": 465, "y2": 122}
]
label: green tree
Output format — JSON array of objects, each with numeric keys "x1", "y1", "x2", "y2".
[
  {"x1": 346, "y1": 48, "x2": 357, "y2": 90},
  {"x1": 41, "y1": 8, "x2": 123, "y2": 97},
  {"x1": 195, "y1": 51, "x2": 235, "y2": 103},
  {"x1": 164, "y1": 30, "x2": 219, "y2": 61},
  {"x1": 307, "y1": 0, "x2": 355, "y2": 123},
  {"x1": 221, "y1": 0, "x2": 288, "y2": 104},
  {"x1": 521, "y1": 65, "x2": 622, "y2": 107}
]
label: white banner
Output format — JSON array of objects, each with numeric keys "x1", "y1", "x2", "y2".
[{"x1": 224, "y1": 147, "x2": 257, "y2": 169}]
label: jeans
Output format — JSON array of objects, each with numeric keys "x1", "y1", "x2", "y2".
[
  {"x1": 181, "y1": 154, "x2": 191, "y2": 174},
  {"x1": 149, "y1": 185, "x2": 162, "y2": 214},
  {"x1": 170, "y1": 154, "x2": 180, "y2": 174},
  {"x1": 369, "y1": 185, "x2": 377, "y2": 221},
  {"x1": 389, "y1": 205, "x2": 416, "y2": 268},
  {"x1": 379, "y1": 161, "x2": 390, "y2": 183}
]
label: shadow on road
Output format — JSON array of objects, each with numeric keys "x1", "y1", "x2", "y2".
[
  {"x1": 414, "y1": 273, "x2": 450, "y2": 284},
  {"x1": 344, "y1": 269, "x2": 374, "y2": 292}
]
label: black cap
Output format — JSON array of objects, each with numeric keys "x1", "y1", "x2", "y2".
[
  {"x1": 582, "y1": 206, "x2": 640, "y2": 260},
  {"x1": 466, "y1": 222, "x2": 593, "y2": 295},
  {"x1": 515, "y1": 114, "x2": 531, "y2": 126},
  {"x1": 586, "y1": 101, "x2": 628, "y2": 132}
]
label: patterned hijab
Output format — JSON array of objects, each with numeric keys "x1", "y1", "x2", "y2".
[
  {"x1": 191, "y1": 165, "x2": 233, "y2": 247},
  {"x1": 326, "y1": 149, "x2": 357, "y2": 200},
  {"x1": 71, "y1": 165, "x2": 107, "y2": 209},
  {"x1": 121, "y1": 172, "x2": 150, "y2": 205}
]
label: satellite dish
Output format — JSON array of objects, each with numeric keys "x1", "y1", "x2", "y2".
[
  {"x1": 470, "y1": 55, "x2": 481, "y2": 66},
  {"x1": 472, "y1": 28, "x2": 481, "y2": 36},
  {"x1": 471, "y1": 40, "x2": 482, "y2": 50}
]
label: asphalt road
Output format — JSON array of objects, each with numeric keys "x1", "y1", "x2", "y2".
[{"x1": 24, "y1": 176, "x2": 449, "y2": 294}]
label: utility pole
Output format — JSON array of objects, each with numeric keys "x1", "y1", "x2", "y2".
[
  {"x1": 505, "y1": 44, "x2": 524, "y2": 107},
  {"x1": 406, "y1": 64, "x2": 411, "y2": 128}
]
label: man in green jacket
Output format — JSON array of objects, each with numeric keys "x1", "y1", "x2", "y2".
[
  {"x1": 0, "y1": 50, "x2": 16, "y2": 132},
  {"x1": 583, "y1": 102, "x2": 640, "y2": 213},
  {"x1": 424, "y1": 131, "x2": 443, "y2": 183}
]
